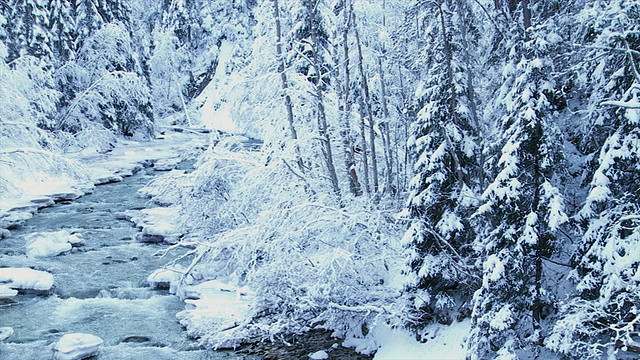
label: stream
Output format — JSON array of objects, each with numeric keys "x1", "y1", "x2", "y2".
[{"x1": 0, "y1": 163, "x2": 245, "y2": 359}]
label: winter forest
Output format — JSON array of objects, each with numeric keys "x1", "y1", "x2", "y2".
[{"x1": 0, "y1": 0, "x2": 638, "y2": 359}]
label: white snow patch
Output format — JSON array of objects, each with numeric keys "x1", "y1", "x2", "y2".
[
  {"x1": 153, "y1": 157, "x2": 181, "y2": 171},
  {"x1": 0, "y1": 267, "x2": 54, "y2": 292},
  {"x1": 53, "y1": 333, "x2": 103, "y2": 360},
  {"x1": 359, "y1": 320, "x2": 470, "y2": 360},
  {"x1": 0, "y1": 285, "x2": 18, "y2": 298},
  {"x1": 176, "y1": 279, "x2": 255, "y2": 348},
  {"x1": 197, "y1": 40, "x2": 238, "y2": 133},
  {"x1": 483, "y1": 254, "x2": 505, "y2": 287},
  {"x1": 309, "y1": 350, "x2": 329, "y2": 359},
  {"x1": 24, "y1": 230, "x2": 84, "y2": 258},
  {"x1": 128, "y1": 206, "x2": 183, "y2": 243}
]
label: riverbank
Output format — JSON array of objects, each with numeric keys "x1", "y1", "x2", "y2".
[{"x1": 0, "y1": 130, "x2": 209, "y2": 233}]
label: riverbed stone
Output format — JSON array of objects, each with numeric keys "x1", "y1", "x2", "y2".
[
  {"x1": 53, "y1": 333, "x2": 103, "y2": 360},
  {"x1": 120, "y1": 335, "x2": 151, "y2": 343}
]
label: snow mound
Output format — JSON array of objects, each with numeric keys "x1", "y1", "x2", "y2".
[
  {"x1": 358, "y1": 320, "x2": 470, "y2": 360},
  {"x1": 25, "y1": 230, "x2": 84, "y2": 258},
  {"x1": 176, "y1": 280, "x2": 255, "y2": 349},
  {"x1": 153, "y1": 157, "x2": 181, "y2": 171},
  {"x1": 0, "y1": 267, "x2": 55, "y2": 292},
  {"x1": 53, "y1": 333, "x2": 103, "y2": 360}
]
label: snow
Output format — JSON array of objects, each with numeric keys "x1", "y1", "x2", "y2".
[
  {"x1": 0, "y1": 267, "x2": 54, "y2": 292},
  {"x1": 309, "y1": 350, "x2": 329, "y2": 359},
  {"x1": 354, "y1": 320, "x2": 470, "y2": 360},
  {"x1": 483, "y1": 255, "x2": 505, "y2": 285},
  {"x1": 53, "y1": 333, "x2": 103, "y2": 360},
  {"x1": 126, "y1": 206, "x2": 182, "y2": 244},
  {"x1": 24, "y1": 230, "x2": 84, "y2": 258},
  {"x1": 176, "y1": 279, "x2": 255, "y2": 349},
  {"x1": 153, "y1": 157, "x2": 181, "y2": 171},
  {"x1": 196, "y1": 40, "x2": 238, "y2": 133},
  {"x1": 489, "y1": 305, "x2": 513, "y2": 330},
  {"x1": 0, "y1": 285, "x2": 18, "y2": 297}
]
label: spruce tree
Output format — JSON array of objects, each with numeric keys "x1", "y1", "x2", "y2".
[
  {"x1": 468, "y1": 12, "x2": 569, "y2": 359},
  {"x1": 548, "y1": 1, "x2": 640, "y2": 358},
  {"x1": 402, "y1": 0, "x2": 481, "y2": 331}
]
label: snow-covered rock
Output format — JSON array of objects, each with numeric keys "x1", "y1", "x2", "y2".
[
  {"x1": 24, "y1": 230, "x2": 84, "y2": 258},
  {"x1": 147, "y1": 268, "x2": 181, "y2": 293},
  {"x1": 153, "y1": 157, "x2": 181, "y2": 171},
  {"x1": 0, "y1": 285, "x2": 18, "y2": 298},
  {"x1": 0, "y1": 268, "x2": 55, "y2": 293},
  {"x1": 309, "y1": 350, "x2": 329, "y2": 359},
  {"x1": 0, "y1": 327, "x2": 14, "y2": 341},
  {"x1": 0, "y1": 210, "x2": 34, "y2": 229},
  {"x1": 53, "y1": 333, "x2": 103, "y2": 360},
  {"x1": 127, "y1": 206, "x2": 182, "y2": 244},
  {"x1": 94, "y1": 174, "x2": 123, "y2": 185}
]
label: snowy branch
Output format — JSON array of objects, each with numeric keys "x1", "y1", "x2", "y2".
[{"x1": 600, "y1": 100, "x2": 640, "y2": 109}]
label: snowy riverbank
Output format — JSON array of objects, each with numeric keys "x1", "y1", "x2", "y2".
[{"x1": 0, "y1": 130, "x2": 209, "y2": 233}]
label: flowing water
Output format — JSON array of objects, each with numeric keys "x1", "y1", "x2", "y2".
[{"x1": 0, "y1": 165, "x2": 243, "y2": 359}]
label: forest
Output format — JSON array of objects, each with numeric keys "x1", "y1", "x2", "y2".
[{"x1": 0, "y1": 0, "x2": 638, "y2": 359}]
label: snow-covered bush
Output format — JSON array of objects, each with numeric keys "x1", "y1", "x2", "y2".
[
  {"x1": 56, "y1": 22, "x2": 154, "y2": 139},
  {"x1": 147, "y1": 142, "x2": 403, "y2": 347}
]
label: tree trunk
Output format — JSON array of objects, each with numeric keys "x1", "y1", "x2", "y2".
[
  {"x1": 397, "y1": 64, "x2": 409, "y2": 193},
  {"x1": 272, "y1": 0, "x2": 303, "y2": 169},
  {"x1": 358, "y1": 95, "x2": 371, "y2": 195},
  {"x1": 531, "y1": 119, "x2": 544, "y2": 339},
  {"x1": 377, "y1": 56, "x2": 394, "y2": 195},
  {"x1": 437, "y1": 4, "x2": 466, "y2": 188},
  {"x1": 339, "y1": 4, "x2": 362, "y2": 196},
  {"x1": 353, "y1": 8, "x2": 379, "y2": 193},
  {"x1": 522, "y1": 0, "x2": 531, "y2": 38},
  {"x1": 310, "y1": 35, "x2": 341, "y2": 198},
  {"x1": 456, "y1": 0, "x2": 484, "y2": 189}
]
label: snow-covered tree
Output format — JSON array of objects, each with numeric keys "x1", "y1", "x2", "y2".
[
  {"x1": 468, "y1": 14, "x2": 569, "y2": 359},
  {"x1": 401, "y1": 0, "x2": 481, "y2": 332},
  {"x1": 56, "y1": 22, "x2": 153, "y2": 139},
  {"x1": 547, "y1": 1, "x2": 640, "y2": 358}
]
